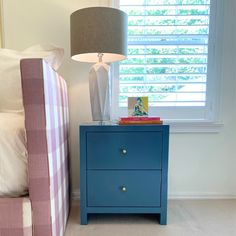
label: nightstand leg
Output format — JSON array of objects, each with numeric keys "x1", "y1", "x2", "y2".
[
  {"x1": 159, "y1": 213, "x2": 167, "y2": 225},
  {"x1": 80, "y1": 212, "x2": 88, "y2": 225}
]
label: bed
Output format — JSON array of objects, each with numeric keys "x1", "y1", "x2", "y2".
[{"x1": 0, "y1": 58, "x2": 70, "y2": 236}]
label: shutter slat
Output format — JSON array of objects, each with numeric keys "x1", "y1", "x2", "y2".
[
  {"x1": 121, "y1": 4, "x2": 210, "y2": 6},
  {"x1": 120, "y1": 81, "x2": 207, "y2": 84}
]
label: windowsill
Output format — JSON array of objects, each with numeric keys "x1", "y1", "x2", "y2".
[{"x1": 164, "y1": 120, "x2": 224, "y2": 133}]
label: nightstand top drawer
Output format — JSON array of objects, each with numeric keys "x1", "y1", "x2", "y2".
[{"x1": 86, "y1": 131, "x2": 163, "y2": 169}]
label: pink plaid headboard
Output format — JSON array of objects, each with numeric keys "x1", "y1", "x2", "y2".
[{"x1": 20, "y1": 59, "x2": 69, "y2": 236}]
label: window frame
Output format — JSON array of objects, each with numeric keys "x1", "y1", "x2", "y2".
[{"x1": 111, "y1": 0, "x2": 224, "y2": 132}]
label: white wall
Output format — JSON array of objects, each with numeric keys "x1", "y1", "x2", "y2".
[{"x1": 2, "y1": 0, "x2": 236, "y2": 199}]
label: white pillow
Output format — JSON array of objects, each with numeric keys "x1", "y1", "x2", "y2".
[
  {"x1": 0, "y1": 44, "x2": 64, "y2": 111},
  {"x1": 0, "y1": 113, "x2": 27, "y2": 197}
]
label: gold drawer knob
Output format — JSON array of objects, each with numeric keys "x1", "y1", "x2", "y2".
[{"x1": 121, "y1": 186, "x2": 127, "y2": 192}]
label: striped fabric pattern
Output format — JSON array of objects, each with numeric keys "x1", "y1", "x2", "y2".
[
  {"x1": 20, "y1": 58, "x2": 69, "y2": 236},
  {"x1": 0, "y1": 197, "x2": 32, "y2": 236}
]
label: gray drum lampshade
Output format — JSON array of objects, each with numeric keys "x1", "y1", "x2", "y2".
[{"x1": 70, "y1": 7, "x2": 128, "y2": 63}]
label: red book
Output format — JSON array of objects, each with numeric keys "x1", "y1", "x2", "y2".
[
  {"x1": 120, "y1": 117, "x2": 161, "y2": 121},
  {"x1": 119, "y1": 120, "x2": 163, "y2": 125}
]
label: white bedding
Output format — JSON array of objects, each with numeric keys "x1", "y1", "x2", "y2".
[{"x1": 0, "y1": 113, "x2": 28, "y2": 197}]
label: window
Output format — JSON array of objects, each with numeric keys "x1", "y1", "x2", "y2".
[{"x1": 112, "y1": 0, "x2": 222, "y2": 122}]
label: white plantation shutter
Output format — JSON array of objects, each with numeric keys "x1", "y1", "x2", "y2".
[{"x1": 112, "y1": 0, "x2": 221, "y2": 121}]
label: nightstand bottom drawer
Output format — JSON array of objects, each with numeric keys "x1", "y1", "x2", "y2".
[{"x1": 87, "y1": 170, "x2": 161, "y2": 207}]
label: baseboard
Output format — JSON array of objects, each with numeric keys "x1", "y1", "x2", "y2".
[
  {"x1": 168, "y1": 192, "x2": 236, "y2": 200},
  {"x1": 72, "y1": 190, "x2": 80, "y2": 201},
  {"x1": 72, "y1": 190, "x2": 236, "y2": 201}
]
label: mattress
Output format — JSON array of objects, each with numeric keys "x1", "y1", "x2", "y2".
[{"x1": 0, "y1": 112, "x2": 28, "y2": 197}]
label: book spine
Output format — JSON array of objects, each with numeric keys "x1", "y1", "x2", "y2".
[
  {"x1": 120, "y1": 117, "x2": 161, "y2": 121},
  {"x1": 119, "y1": 120, "x2": 163, "y2": 125}
]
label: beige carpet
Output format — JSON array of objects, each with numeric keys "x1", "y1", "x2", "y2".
[{"x1": 65, "y1": 200, "x2": 236, "y2": 236}]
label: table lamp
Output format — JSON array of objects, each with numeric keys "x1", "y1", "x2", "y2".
[{"x1": 70, "y1": 7, "x2": 128, "y2": 121}]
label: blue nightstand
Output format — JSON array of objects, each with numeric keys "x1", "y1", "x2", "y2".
[{"x1": 79, "y1": 124, "x2": 169, "y2": 225}]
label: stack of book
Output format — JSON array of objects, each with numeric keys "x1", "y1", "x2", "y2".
[{"x1": 118, "y1": 117, "x2": 163, "y2": 125}]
